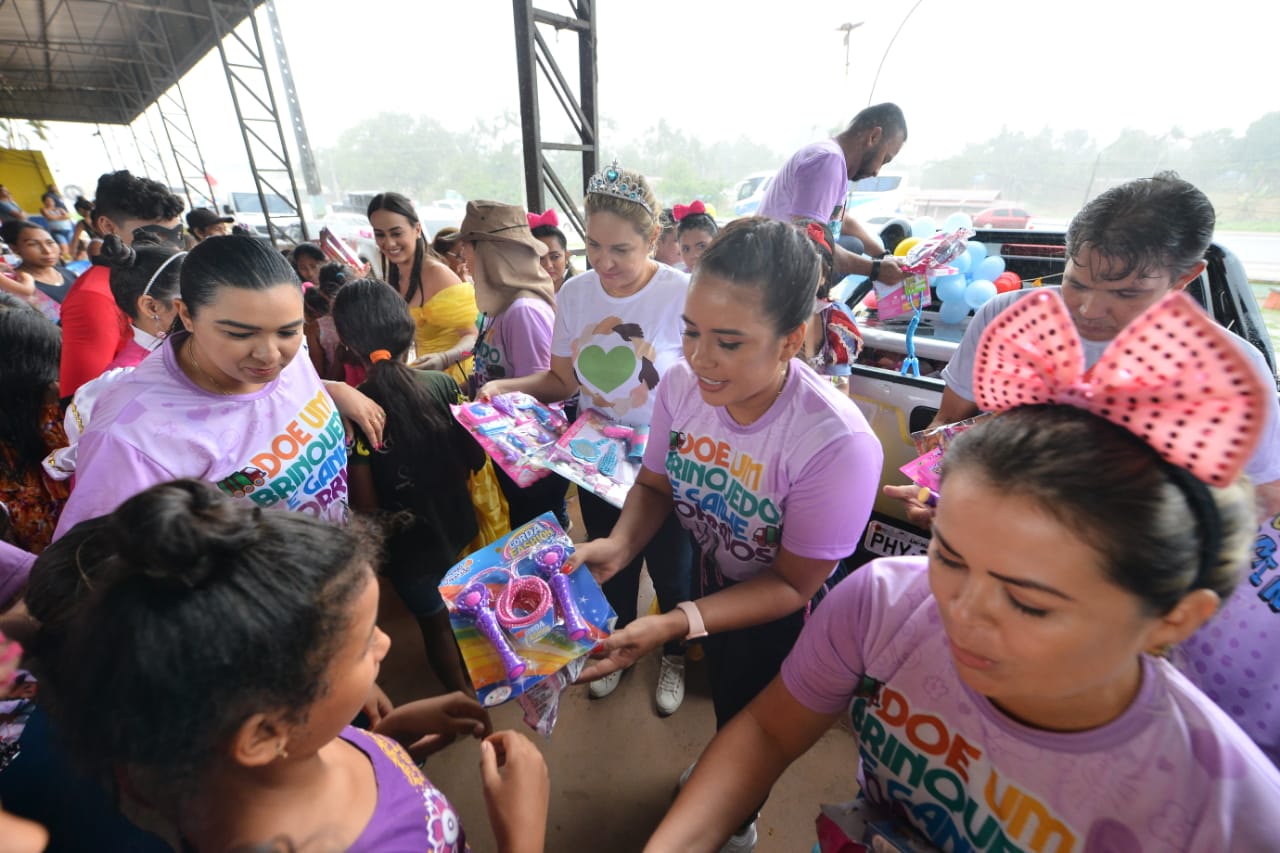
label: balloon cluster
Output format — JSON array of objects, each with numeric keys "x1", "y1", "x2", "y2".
[{"x1": 896, "y1": 212, "x2": 1021, "y2": 325}]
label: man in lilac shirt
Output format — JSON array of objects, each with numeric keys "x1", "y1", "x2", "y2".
[{"x1": 758, "y1": 103, "x2": 908, "y2": 285}]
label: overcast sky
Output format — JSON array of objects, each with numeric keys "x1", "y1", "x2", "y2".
[{"x1": 36, "y1": 0, "x2": 1278, "y2": 200}]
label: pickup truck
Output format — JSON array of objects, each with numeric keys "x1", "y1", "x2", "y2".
[{"x1": 841, "y1": 227, "x2": 1278, "y2": 564}]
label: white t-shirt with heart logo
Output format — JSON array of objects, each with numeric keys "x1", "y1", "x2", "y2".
[{"x1": 551, "y1": 264, "x2": 690, "y2": 428}]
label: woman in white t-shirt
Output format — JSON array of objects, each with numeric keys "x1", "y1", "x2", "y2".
[{"x1": 478, "y1": 163, "x2": 696, "y2": 712}]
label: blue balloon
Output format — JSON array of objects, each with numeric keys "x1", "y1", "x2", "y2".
[
  {"x1": 911, "y1": 217, "x2": 937, "y2": 238},
  {"x1": 934, "y1": 273, "x2": 967, "y2": 304},
  {"x1": 964, "y1": 279, "x2": 998, "y2": 310},
  {"x1": 937, "y1": 299, "x2": 970, "y2": 324},
  {"x1": 951, "y1": 252, "x2": 971, "y2": 275},
  {"x1": 975, "y1": 255, "x2": 1006, "y2": 281},
  {"x1": 965, "y1": 241, "x2": 988, "y2": 267},
  {"x1": 943, "y1": 212, "x2": 973, "y2": 233}
]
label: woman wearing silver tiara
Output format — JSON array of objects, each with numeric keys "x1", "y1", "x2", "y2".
[{"x1": 478, "y1": 162, "x2": 696, "y2": 715}]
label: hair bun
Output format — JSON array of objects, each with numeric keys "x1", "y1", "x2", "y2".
[
  {"x1": 108, "y1": 479, "x2": 262, "y2": 589},
  {"x1": 99, "y1": 233, "x2": 138, "y2": 269}
]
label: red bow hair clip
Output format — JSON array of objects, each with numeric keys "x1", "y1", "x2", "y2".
[
  {"x1": 673, "y1": 200, "x2": 706, "y2": 221},
  {"x1": 527, "y1": 209, "x2": 559, "y2": 229},
  {"x1": 972, "y1": 290, "x2": 1266, "y2": 486},
  {"x1": 805, "y1": 222, "x2": 832, "y2": 254}
]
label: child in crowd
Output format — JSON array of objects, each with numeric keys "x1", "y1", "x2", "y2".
[
  {"x1": 44, "y1": 233, "x2": 186, "y2": 483},
  {"x1": 28, "y1": 479, "x2": 549, "y2": 852},
  {"x1": 54, "y1": 234, "x2": 385, "y2": 538},
  {"x1": 303, "y1": 261, "x2": 353, "y2": 381},
  {"x1": 576, "y1": 218, "x2": 882, "y2": 849},
  {"x1": 673, "y1": 201, "x2": 718, "y2": 272},
  {"x1": 527, "y1": 209, "x2": 578, "y2": 293},
  {"x1": 0, "y1": 221, "x2": 77, "y2": 323},
  {"x1": 797, "y1": 218, "x2": 862, "y2": 380},
  {"x1": 444, "y1": 200, "x2": 568, "y2": 529},
  {"x1": 432, "y1": 227, "x2": 470, "y2": 281},
  {"x1": 649, "y1": 290, "x2": 1280, "y2": 851},
  {"x1": 292, "y1": 241, "x2": 326, "y2": 287},
  {"x1": 479, "y1": 164, "x2": 695, "y2": 714},
  {"x1": 653, "y1": 208, "x2": 682, "y2": 269},
  {"x1": 331, "y1": 278, "x2": 488, "y2": 696},
  {"x1": 0, "y1": 295, "x2": 66, "y2": 554}
]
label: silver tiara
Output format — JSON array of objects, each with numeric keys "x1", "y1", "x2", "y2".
[{"x1": 586, "y1": 160, "x2": 653, "y2": 215}]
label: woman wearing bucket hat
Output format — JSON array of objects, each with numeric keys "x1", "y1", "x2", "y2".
[
  {"x1": 366, "y1": 192, "x2": 477, "y2": 386},
  {"x1": 476, "y1": 165, "x2": 696, "y2": 716},
  {"x1": 439, "y1": 200, "x2": 569, "y2": 529}
]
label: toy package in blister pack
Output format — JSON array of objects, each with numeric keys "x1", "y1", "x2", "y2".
[
  {"x1": 815, "y1": 798, "x2": 937, "y2": 853},
  {"x1": 451, "y1": 393, "x2": 569, "y2": 487},
  {"x1": 438, "y1": 513, "x2": 615, "y2": 716},
  {"x1": 542, "y1": 408, "x2": 649, "y2": 508},
  {"x1": 898, "y1": 413, "x2": 992, "y2": 496}
]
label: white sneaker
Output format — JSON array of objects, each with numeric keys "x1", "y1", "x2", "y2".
[
  {"x1": 719, "y1": 821, "x2": 757, "y2": 853},
  {"x1": 589, "y1": 669, "x2": 622, "y2": 699},
  {"x1": 656, "y1": 654, "x2": 686, "y2": 716}
]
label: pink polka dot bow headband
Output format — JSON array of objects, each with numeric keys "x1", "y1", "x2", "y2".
[{"x1": 972, "y1": 290, "x2": 1267, "y2": 486}]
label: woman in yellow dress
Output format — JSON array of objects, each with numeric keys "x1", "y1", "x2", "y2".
[{"x1": 366, "y1": 192, "x2": 477, "y2": 387}]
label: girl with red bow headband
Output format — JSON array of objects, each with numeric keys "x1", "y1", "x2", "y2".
[
  {"x1": 526, "y1": 209, "x2": 578, "y2": 292},
  {"x1": 647, "y1": 289, "x2": 1280, "y2": 851},
  {"x1": 673, "y1": 200, "x2": 718, "y2": 271}
]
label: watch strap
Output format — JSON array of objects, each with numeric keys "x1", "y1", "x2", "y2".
[{"x1": 675, "y1": 600, "x2": 708, "y2": 640}]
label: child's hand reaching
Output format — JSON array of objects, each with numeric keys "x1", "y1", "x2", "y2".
[
  {"x1": 480, "y1": 731, "x2": 549, "y2": 853},
  {"x1": 374, "y1": 692, "x2": 491, "y2": 762}
]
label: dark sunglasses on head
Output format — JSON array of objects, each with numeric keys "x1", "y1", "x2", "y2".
[{"x1": 132, "y1": 223, "x2": 185, "y2": 248}]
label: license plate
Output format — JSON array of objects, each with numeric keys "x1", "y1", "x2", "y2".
[{"x1": 862, "y1": 519, "x2": 930, "y2": 558}]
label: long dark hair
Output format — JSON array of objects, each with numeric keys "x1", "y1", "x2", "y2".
[
  {"x1": 0, "y1": 293, "x2": 61, "y2": 473},
  {"x1": 530, "y1": 223, "x2": 579, "y2": 279},
  {"x1": 26, "y1": 479, "x2": 376, "y2": 801},
  {"x1": 366, "y1": 192, "x2": 445, "y2": 306},
  {"x1": 330, "y1": 279, "x2": 475, "y2": 496}
]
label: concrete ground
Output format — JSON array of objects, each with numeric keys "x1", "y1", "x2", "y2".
[{"x1": 374, "y1": 489, "x2": 858, "y2": 852}]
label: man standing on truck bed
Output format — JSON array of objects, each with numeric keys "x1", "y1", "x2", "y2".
[
  {"x1": 757, "y1": 102, "x2": 908, "y2": 286},
  {"x1": 888, "y1": 171, "x2": 1280, "y2": 524}
]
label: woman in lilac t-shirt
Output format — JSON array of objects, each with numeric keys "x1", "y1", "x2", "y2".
[
  {"x1": 575, "y1": 219, "x2": 884, "y2": 843},
  {"x1": 648, "y1": 292, "x2": 1280, "y2": 851},
  {"x1": 54, "y1": 235, "x2": 387, "y2": 538}
]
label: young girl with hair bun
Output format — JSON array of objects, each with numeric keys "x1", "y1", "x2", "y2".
[
  {"x1": 54, "y1": 234, "x2": 387, "y2": 538},
  {"x1": 574, "y1": 217, "x2": 883, "y2": 847},
  {"x1": 649, "y1": 289, "x2": 1280, "y2": 851},
  {"x1": 672, "y1": 201, "x2": 718, "y2": 272},
  {"x1": 28, "y1": 479, "x2": 548, "y2": 853},
  {"x1": 331, "y1": 278, "x2": 488, "y2": 696},
  {"x1": 478, "y1": 163, "x2": 696, "y2": 712}
]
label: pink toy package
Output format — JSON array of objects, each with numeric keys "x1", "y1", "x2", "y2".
[
  {"x1": 874, "y1": 228, "x2": 975, "y2": 321},
  {"x1": 451, "y1": 393, "x2": 569, "y2": 487},
  {"x1": 542, "y1": 409, "x2": 649, "y2": 508}
]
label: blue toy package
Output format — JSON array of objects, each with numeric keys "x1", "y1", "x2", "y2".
[{"x1": 438, "y1": 513, "x2": 616, "y2": 709}]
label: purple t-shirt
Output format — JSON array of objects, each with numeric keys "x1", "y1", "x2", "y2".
[
  {"x1": 54, "y1": 336, "x2": 348, "y2": 538},
  {"x1": 342, "y1": 726, "x2": 468, "y2": 852},
  {"x1": 643, "y1": 360, "x2": 882, "y2": 583},
  {"x1": 0, "y1": 540, "x2": 34, "y2": 610},
  {"x1": 757, "y1": 139, "x2": 848, "y2": 235},
  {"x1": 1172, "y1": 514, "x2": 1280, "y2": 767},
  {"x1": 783, "y1": 557, "x2": 1280, "y2": 852},
  {"x1": 473, "y1": 297, "x2": 555, "y2": 384}
]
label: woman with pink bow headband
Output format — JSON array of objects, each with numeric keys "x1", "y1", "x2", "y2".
[
  {"x1": 672, "y1": 199, "x2": 718, "y2": 272},
  {"x1": 648, "y1": 289, "x2": 1280, "y2": 851},
  {"x1": 527, "y1": 209, "x2": 578, "y2": 293}
]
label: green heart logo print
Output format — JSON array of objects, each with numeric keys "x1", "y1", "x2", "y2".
[{"x1": 578, "y1": 345, "x2": 637, "y2": 394}]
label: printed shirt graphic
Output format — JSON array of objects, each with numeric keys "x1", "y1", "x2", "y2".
[
  {"x1": 551, "y1": 266, "x2": 689, "y2": 427},
  {"x1": 342, "y1": 727, "x2": 469, "y2": 852},
  {"x1": 1172, "y1": 511, "x2": 1280, "y2": 766},
  {"x1": 642, "y1": 360, "x2": 881, "y2": 583},
  {"x1": 54, "y1": 336, "x2": 348, "y2": 538},
  {"x1": 471, "y1": 297, "x2": 555, "y2": 387},
  {"x1": 782, "y1": 557, "x2": 1280, "y2": 853}
]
